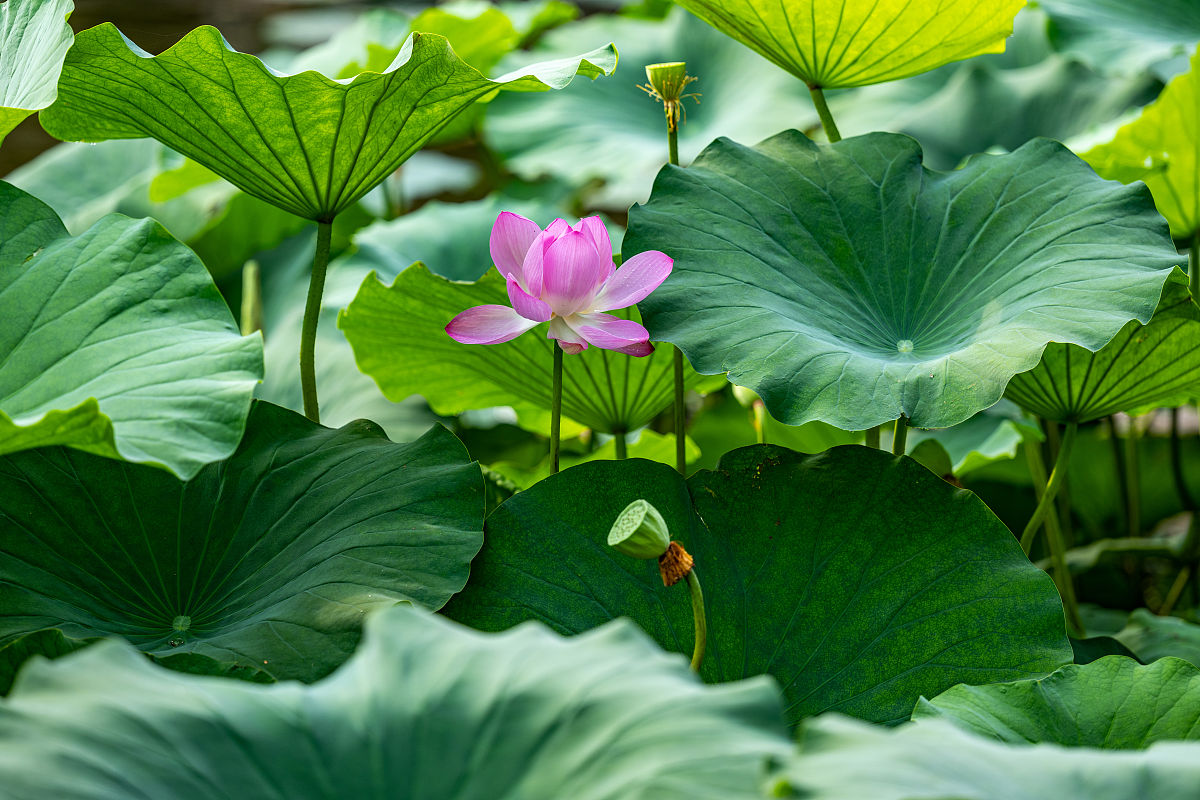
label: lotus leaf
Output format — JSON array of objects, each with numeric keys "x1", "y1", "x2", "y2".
[{"x1": 0, "y1": 0, "x2": 73, "y2": 146}]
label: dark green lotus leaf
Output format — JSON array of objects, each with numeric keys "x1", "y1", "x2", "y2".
[
  {"x1": 1040, "y1": 0, "x2": 1200, "y2": 79},
  {"x1": 0, "y1": 401, "x2": 483, "y2": 682},
  {"x1": 0, "y1": 606, "x2": 791, "y2": 800},
  {"x1": 0, "y1": 0, "x2": 73, "y2": 147},
  {"x1": 1116, "y1": 610, "x2": 1200, "y2": 668},
  {"x1": 1070, "y1": 635, "x2": 1141, "y2": 665},
  {"x1": 1006, "y1": 271, "x2": 1200, "y2": 423},
  {"x1": 0, "y1": 182, "x2": 263, "y2": 478},
  {"x1": 627, "y1": 132, "x2": 1180, "y2": 430},
  {"x1": 444, "y1": 445, "x2": 1071, "y2": 726},
  {"x1": 339, "y1": 264, "x2": 721, "y2": 435},
  {"x1": 39, "y1": 23, "x2": 615, "y2": 221},
  {"x1": 484, "y1": 8, "x2": 813, "y2": 207},
  {"x1": 915, "y1": 656, "x2": 1200, "y2": 747},
  {"x1": 672, "y1": 0, "x2": 1023, "y2": 88},
  {"x1": 769, "y1": 714, "x2": 1200, "y2": 800}
]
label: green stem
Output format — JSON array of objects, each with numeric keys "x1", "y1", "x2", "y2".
[
  {"x1": 667, "y1": 123, "x2": 680, "y2": 167},
  {"x1": 240, "y1": 259, "x2": 262, "y2": 336},
  {"x1": 1022, "y1": 434, "x2": 1085, "y2": 636},
  {"x1": 865, "y1": 425, "x2": 881, "y2": 449},
  {"x1": 685, "y1": 568, "x2": 706, "y2": 672},
  {"x1": 1045, "y1": 421, "x2": 1073, "y2": 543},
  {"x1": 300, "y1": 220, "x2": 333, "y2": 423},
  {"x1": 1162, "y1": 513, "x2": 1200, "y2": 616},
  {"x1": 550, "y1": 346, "x2": 563, "y2": 474},
  {"x1": 1126, "y1": 417, "x2": 1142, "y2": 537},
  {"x1": 614, "y1": 430, "x2": 628, "y2": 460},
  {"x1": 892, "y1": 415, "x2": 908, "y2": 456},
  {"x1": 752, "y1": 401, "x2": 767, "y2": 445},
  {"x1": 1172, "y1": 406, "x2": 1195, "y2": 510},
  {"x1": 1109, "y1": 415, "x2": 1129, "y2": 527},
  {"x1": 673, "y1": 347, "x2": 686, "y2": 474},
  {"x1": 1021, "y1": 421, "x2": 1078, "y2": 554},
  {"x1": 1190, "y1": 236, "x2": 1198, "y2": 300},
  {"x1": 807, "y1": 84, "x2": 842, "y2": 142}
]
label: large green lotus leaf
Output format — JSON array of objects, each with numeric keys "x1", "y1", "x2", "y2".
[
  {"x1": 339, "y1": 264, "x2": 719, "y2": 435},
  {"x1": 0, "y1": 630, "x2": 92, "y2": 696},
  {"x1": 0, "y1": 402, "x2": 483, "y2": 682},
  {"x1": 1005, "y1": 270, "x2": 1200, "y2": 423},
  {"x1": 1116, "y1": 610, "x2": 1200, "y2": 668},
  {"x1": 443, "y1": 445, "x2": 1071, "y2": 726},
  {"x1": 1083, "y1": 48, "x2": 1200, "y2": 238},
  {"x1": 0, "y1": 182, "x2": 263, "y2": 478},
  {"x1": 1040, "y1": 0, "x2": 1200, "y2": 79},
  {"x1": 769, "y1": 714, "x2": 1200, "y2": 800},
  {"x1": 627, "y1": 132, "x2": 1180, "y2": 430},
  {"x1": 0, "y1": 607, "x2": 790, "y2": 800},
  {"x1": 909, "y1": 400, "x2": 1040, "y2": 477},
  {"x1": 484, "y1": 9, "x2": 813, "y2": 208},
  {"x1": 0, "y1": 0, "x2": 72, "y2": 146},
  {"x1": 39, "y1": 24, "x2": 615, "y2": 221},
  {"x1": 671, "y1": 0, "x2": 1024, "y2": 89},
  {"x1": 914, "y1": 656, "x2": 1200, "y2": 747}
]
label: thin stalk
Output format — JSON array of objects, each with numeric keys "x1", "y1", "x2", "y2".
[
  {"x1": 686, "y1": 569, "x2": 706, "y2": 672},
  {"x1": 1190, "y1": 235, "x2": 1199, "y2": 300},
  {"x1": 1126, "y1": 416, "x2": 1142, "y2": 537},
  {"x1": 865, "y1": 425, "x2": 881, "y2": 449},
  {"x1": 551, "y1": 346, "x2": 564, "y2": 474},
  {"x1": 666, "y1": 122, "x2": 686, "y2": 475},
  {"x1": 1022, "y1": 435, "x2": 1085, "y2": 636},
  {"x1": 673, "y1": 347, "x2": 686, "y2": 474},
  {"x1": 1161, "y1": 513, "x2": 1200, "y2": 616},
  {"x1": 1021, "y1": 421, "x2": 1078, "y2": 554},
  {"x1": 892, "y1": 415, "x2": 908, "y2": 456},
  {"x1": 1171, "y1": 406, "x2": 1195, "y2": 510},
  {"x1": 807, "y1": 84, "x2": 842, "y2": 142},
  {"x1": 1109, "y1": 415, "x2": 1129, "y2": 527},
  {"x1": 614, "y1": 430, "x2": 628, "y2": 460},
  {"x1": 752, "y1": 400, "x2": 767, "y2": 445},
  {"x1": 300, "y1": 220, "x2": 333, "y2": 423},
  {"x1": 1045, "y1": 421, "x2": 1074, "y2": 547},
  {"x1": 240, "y1": 260, "x2": 262, "y2": 336}
]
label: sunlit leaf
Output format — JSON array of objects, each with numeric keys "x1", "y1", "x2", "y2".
[
  {"x1": 627, "y1": 132, "x2": 1179, "y2": 430},
  {"x1": 1083, "y1": 47, "x2": 1200, "y2": 238},
  {"x1": 0, "y1": 402, "x2": 483, "y2": 682},
  {"x1": 40, "y1": 23, "x2": 615, "y2": 220},
  {"x1": 0, "y1": 607, "x2": 790, "y2": 800},
  {"x1": 0, "y1": 0, "x2": 73, "y2": 146},
  {"x1": 672, "y1": 0, "x2": 1025, "y2": 88},
  {"x1": 0, "y1": 181, "x2": 262, "y2": 478}
]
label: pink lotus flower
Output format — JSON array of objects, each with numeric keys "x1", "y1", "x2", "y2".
[{"x1": 446, "y1": 212, "x2": 673, "y2": 357}]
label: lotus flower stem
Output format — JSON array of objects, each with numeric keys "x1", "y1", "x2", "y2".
[
  {"x1": 865, "y1": 425, "x2": 881, "y2": 449},
  {"x1": 807, "y1": 84, "x2": 842, "y2": 143},
  {"x1": 300, "y1": 220, "x2": 333, "y2": 423},
  {"x1": 1044, "y1": 420, "x2": 1074, "y2": 542},
  {"x1": 686, "y1": 568, "x2": 706, "y2": 672},
  {"x1": 891, "y1": 415, "x2": 908, "y2": 455},
  {"x1": 1021, "y1": 426, "x2": 1084, "y2": 636},
  {"x1": 551, "y1": 346, "x2": 563, "y2": 473},
  {"x1": 613, "y1": 429, "x2": 628, "y2": 460}
]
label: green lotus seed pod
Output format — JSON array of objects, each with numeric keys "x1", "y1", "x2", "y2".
[
  {"x1": 644, "y1": 62, "x2": 690, "y2": 100},
  {"x1": 608, "y1": 499, "x2": 671, "y2": 560}
]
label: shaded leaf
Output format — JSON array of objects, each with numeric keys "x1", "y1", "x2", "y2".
[
  {"x1": 0, "y1": 402, "x2": 483, "y2": 682},
  {"x1": 769, "y1": 714, "x2": 1200, "y2": 800},
  {"x1": 0, "y1": 607, "x2": 790, "y2": 800},
  {"x1": 444, "y1": 445, "x2": 1072, "y2": 726},
  {"x1": 1116, "y1": 609, "x2": 1200, "y2": 668},
  {"x1": 0, "y1": 182, "x2": 262, "y2": 478},
  {"x1": 915, "y1": 656, "x2": 1200, "y2": 747},
  {"x1": 1040, "y1": 0, "x2": 1200, "y2": 79},
  {"x1": 627, "y1": 131, "x2": 1179, "y2": 430}
]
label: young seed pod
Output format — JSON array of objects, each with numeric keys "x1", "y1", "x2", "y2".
[{"x1": 608, "y1": 499, "x2": 671, "y2": 560}]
